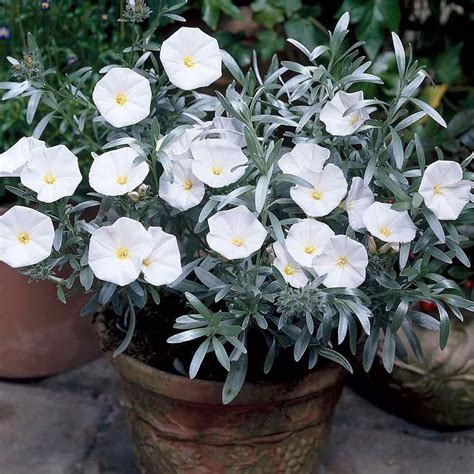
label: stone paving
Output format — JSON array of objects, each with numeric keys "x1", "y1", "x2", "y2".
[{"x1": 0, "y1": 357, "x2": 473, "y2": 474}]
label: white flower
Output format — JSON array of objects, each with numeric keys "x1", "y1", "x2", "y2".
[
  {"x1": 89, "y1": 147, "x2": 149, "y2": 196},
  {"x1": 0, "y1": 137, "x2": 46, "y2": 177},
  {"x1": 191, "y1": 138, "x2": 248, "y2": 188},
  {"x1": 290, "y1": 164, "x2": 347, "y2": 217},
  {"x1": 320, "y1": 91, "x2": 372, "y2": 136},
  {"x1": 0, "y1": 206, "x2": 54, "y2": 268},
  {"x1": 161, "y1": 124, "x2": 209, "y2": 161},
  {"x1": 160, "y1": 119, "x2": 245, "y2": 162},
  {"x1": 419, "y1": 161, "x2": 471, "y2": 220},
  {"x1": 273, "y1": 241, "x2": 308, "y2": 288},
  {"x1": 278, "y1": 143, "x2": 330, "y2": 178},
  {"x1": 159, "y1": 159, "x2": 205, "y2": 211},
  {"x1": 313, "y1": 235, "x2": 368, "y2": 288},
  {"x1": 160, "y1": 27, "x2": 222, "y2": 91},
  {"x1": 88, "y1": 217, "x2": 153, "y2": 286},
  {"x1": 345, "y1": 177, "x2": 375, "y2": 230},
  {"x1": 207, "y1": 205, "x2": 267, "y2": 260},
  {"x1": 20, "y1": 144, "x2": 82, "y2": 203},
  {"x1": 211, "y1": 117, "x2": 246, "y2": 147},
  {"x1": 141, "y1": 227, "x2": 182, "y2": 286},
  {"x1": 285, "y1": 219, "x2": 335, "y2": 268},
  {"x1": 363, "y1": 202, "x2": 417, "y2": 243},
  {"x1": 92, "y1": 67, "x2": 152, "y2": 128}
]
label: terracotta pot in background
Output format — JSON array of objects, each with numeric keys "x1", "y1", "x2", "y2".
[
  {"x1": 96, "y1": 317, "x2": 346, "y2": 474},
  {"x1": 351, "y1": 310, "x2": 474, "y2": 429},
  {"x1": 0, "y1": 262, "x2": 100, "y2": 378}
]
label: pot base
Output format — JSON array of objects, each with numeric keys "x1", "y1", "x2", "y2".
[
  {"x1": 111, "y1": 352, "x2": 344, "y2": 473},
  {"x1": 123, "y1": 372, "x2": 339, "y2": 473}
]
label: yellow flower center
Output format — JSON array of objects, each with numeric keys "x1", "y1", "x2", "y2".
[
  {"x1": 349, "y1": 114, "x2": 360, "y2": 125},
  {"x1": 211, "y1": 166, "x2": 224, "y2": 176},
  {"x1": 433, "y1": 184, "x2": 442, "y2": 196},
  {"x1": 17, "y1": 232, "x2": 31, "y2": 245},
  {"x1": 183, "y1": 179, "x2": 193, "y2": 191},
  {"x1": 142, "y1": 257, "x2": 152, "y2": 267},
  {"x1": 379, "y1": 226, "x2": 392, "y2": 237},
  {"x1": 114, "y1": 93, "x2": 128, "y2": 106},
  {"x1": 284, "y1": 264, "x2": 296, "y2": 276},
  {"x1": 336, "y1": 256, "x2": 348, "y2": 268},
  {"x1": 304, "y1": 244, "x2": 316, "y2": 254},
  {"x1": 183, "y1": 55, "x2": 196, "y2": 68},
  {"x1": 232, "y1": 237, "x2": 244, "y2": 247},
  {"x1": 43, "y1": 174, "x2": 57, "y2": 185},
  {"x1": 311, "y1": 189, "x2": 323, "y2": 200},
  {"x1": 116, "y1": 247, "x2": 129, "y2": 260},
  {"x1": 116, "y1": 175, "x2": 128, "y2": 185}
]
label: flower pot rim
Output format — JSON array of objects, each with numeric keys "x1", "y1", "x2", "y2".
[{"x1": 94, "y1": 315, "x2": 346, "y2": 406}]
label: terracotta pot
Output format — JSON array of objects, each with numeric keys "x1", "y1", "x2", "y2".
[
  {"x1": 0, "y1": 204, "x2": 100, "y2": 377},
  {"x1": 0, "y1": 262, "x2": 100, "y2": 378},
  {"x1": 95, "y1": 318, "x2": 346, "y2": 473},
  {"x1": 351, "y1": 311, "x2": 474, "y2": 429}
]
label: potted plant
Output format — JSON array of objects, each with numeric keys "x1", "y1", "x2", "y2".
[{"x1": 1, "y1": 2, "x2": 473, "y2": 472}]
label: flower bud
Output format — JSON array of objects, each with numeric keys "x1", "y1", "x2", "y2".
[
  {"x1": 127, "y1": 192, "x2": 140, "y2": 203},
  {"x1": 123, "y1": 0, "x2": 151, "y2": 22},
  {"x1": 367, "y1": 236, "x2": 377, "y2": 254},
  {"x1": 137, "y1": 184, "x2": 149, "y2": 197},
  {"x1": 312, "y1": 67, "x2": 324, "y2": 82},
  {"x1": 379, "y1": 242, "x2": 400, "y2": 254}
]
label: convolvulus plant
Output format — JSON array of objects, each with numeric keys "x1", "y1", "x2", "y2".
[{"x1": 0, "y1": 8, "x2": 472, "y2": 403}]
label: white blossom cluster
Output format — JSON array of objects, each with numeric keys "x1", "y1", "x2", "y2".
[{"x1": 0, "y1": 26, "x2": 472, "y2": 292}]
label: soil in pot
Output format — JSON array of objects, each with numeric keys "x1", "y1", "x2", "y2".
[{"x1": 100, "y1": 294, "x2": 330, "y2": 385}]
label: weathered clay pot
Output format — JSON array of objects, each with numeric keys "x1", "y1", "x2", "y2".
[
  {"x1": 96, "y1": 319, "x2": 346, "y2": 473},
  {"x1": 0, "y1": 204, "x2": 100, "y2": 377},
  {"x1": 0, "y1": 262, "x2": 100, "y2": 377},
  {"x1": 351, "y1": 311, "x2": 474, "y2": 429}
]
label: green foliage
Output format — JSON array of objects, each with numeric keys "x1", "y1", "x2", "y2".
[
  {"x1": 251, "y1": 0, "x2": 285, "y2": 29},
  {"x1": 201, "y1": 0, "x2": 242, "y2": 30},
  {"x1": 433, "y1": 42, "x2": 462, "y2": 85},
  {"x1": 338, "y1": 0, "x2": 400, "y2": 58}
]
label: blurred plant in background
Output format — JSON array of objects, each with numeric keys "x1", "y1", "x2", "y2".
[{"x1": 0, "y1": 1, "x2": 125, "y2": 147}]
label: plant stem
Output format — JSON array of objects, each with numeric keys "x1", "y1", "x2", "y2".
[{"x1": 15, "y1": 1, "x2": 27, "y2": 50}]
